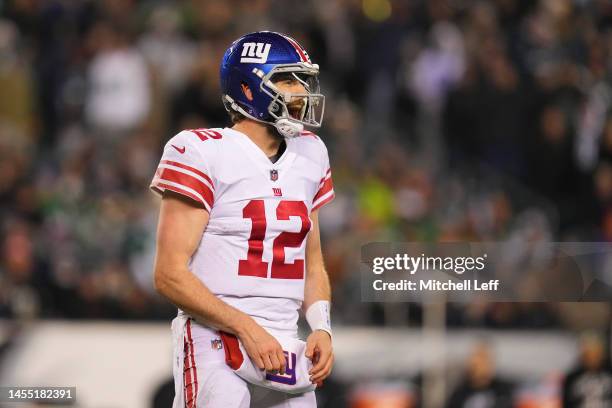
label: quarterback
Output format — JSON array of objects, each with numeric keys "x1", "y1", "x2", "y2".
[{"x1": 151, "y1": 32, "x2": 334, "y2": 408}]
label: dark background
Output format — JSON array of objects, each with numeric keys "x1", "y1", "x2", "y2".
[{"x1": 2, "y1": 1, "x2": 612, "y2": 407}]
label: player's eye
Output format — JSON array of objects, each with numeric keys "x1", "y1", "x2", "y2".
[
  {"x1": 294, "y1": 73, "x2": 310, "y2": 83},
  {"x1": 296, "y1": 73, "x2": 318, "y2": 92},
  {"x1": 272, "y1": 73, "x2": 297, "y2": 84}
]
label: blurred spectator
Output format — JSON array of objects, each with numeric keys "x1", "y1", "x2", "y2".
[
  {"x1": 138, "y1": 5, "x2": 196, "y2": 94},
  {"x1": 410, "y1": 21, "x2": 465, "y2": 113},
  {"x1": 0, "y1": 220, "x2": 44, "y2": 318},
  {"x1": 85, "y1": 21, "x2": 151, "y2": 134},
  {"x1": 562, "y1": 332, "x2": 612, "y2": 407},
  {"x1": 446, "y1": 342, "x2": 513, "y2": 408},
  {"x1": 0, "y1": 19, "x2": 33, "y2": 140}
]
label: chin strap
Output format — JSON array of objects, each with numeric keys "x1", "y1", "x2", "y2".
[
  {"x1": 274, "y1": 118, "x2": 304, "y2": 138},
  {"x1": 223, "y1": 94, "x2": 304, "y2": 139}
]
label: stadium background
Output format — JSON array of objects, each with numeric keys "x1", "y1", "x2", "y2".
[{"x1": 1, "y1": 0, "x2": 612, "y2": 407}]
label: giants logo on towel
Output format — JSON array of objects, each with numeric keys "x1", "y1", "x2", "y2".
[{"x1": 266, "y1": 351, "x2": 297, "y2": 385}]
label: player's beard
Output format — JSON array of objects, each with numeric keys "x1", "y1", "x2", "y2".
[{"x1": 268, "y1": 99, "x2": 307, "y2": 140}]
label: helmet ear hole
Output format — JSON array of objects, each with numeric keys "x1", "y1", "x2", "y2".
[{"x1": 240, "y1": 82, "x2": 254, "y2": 101}]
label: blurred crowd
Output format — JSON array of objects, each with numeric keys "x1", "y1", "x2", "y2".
[{"x1": 1, "y1": 0, "x2": 612, "y2": 329}]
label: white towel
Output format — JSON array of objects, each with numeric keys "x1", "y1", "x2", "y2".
[{"x1": 220, "y1": 332, "x2": 316, "y2": 395}]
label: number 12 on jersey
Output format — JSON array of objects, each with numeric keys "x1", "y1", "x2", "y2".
[{"x1": 238, "y1": 200, "x2": 311, "y2": 279}]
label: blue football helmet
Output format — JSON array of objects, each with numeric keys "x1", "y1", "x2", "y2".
[{"x1": 220, "y1": 31, "x2": 325, "y2": 138}]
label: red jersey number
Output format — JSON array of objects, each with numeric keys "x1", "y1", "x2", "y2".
[
  {"x1": 238, "y1": 200, "x2": 311, "y2": 279},
  {"x1": 189, "y1": 129, "x2": 223, "y2": 141}
]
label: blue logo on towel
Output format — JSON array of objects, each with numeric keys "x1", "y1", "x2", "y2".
[{"x1": 266, "y1": 351, "x2": 297, "y2": 385}]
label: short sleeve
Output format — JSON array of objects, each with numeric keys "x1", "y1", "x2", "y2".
[
  {"x1": 150, "y1": 130, "x2": 215, "y2": 211},
  {"x1": 312, "y1": 142, "x2": 334, "y2": 211}
]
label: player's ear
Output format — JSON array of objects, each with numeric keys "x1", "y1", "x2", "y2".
[{"x1": 241, "y1": 82, "x2": 253, "y2": 101}]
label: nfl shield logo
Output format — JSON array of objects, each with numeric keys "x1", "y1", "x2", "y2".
[
  {"x1": 211, "y1": 339, "x2": 223, "y2": 350},
  {"x1": 270, "y1": 169, "x2": 278, "y2": 181}
]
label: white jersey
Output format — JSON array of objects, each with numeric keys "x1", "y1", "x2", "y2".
[{"x1": 151, "y1": 127, "x2": 334, "y2": 334}]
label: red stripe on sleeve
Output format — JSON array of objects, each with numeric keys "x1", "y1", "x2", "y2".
[
  {"x1": 161, "y1": 160, "x2": 214, "y2": 187},
  {"x1": 313, "y1": 178, "x2": 333, "y2": 203},
  {"x1": 319, "y1": 168, "x2": 331, "y2": 184},
  {"x1": 152, "y1": 182, "x2": 211, "y2": 211},
  {"x1": 158, "y1": 168, "x2": 214, "y2": 207},
  {"x1": 313, "y1": 192, "x2": 335, "y2": 210}
]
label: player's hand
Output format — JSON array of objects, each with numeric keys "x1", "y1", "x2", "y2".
[
  {"x1": 237, "y1": 318, "x2": 286, "y2": 375},
  {"x1": 305, "y1": 330, "x2": 333, "y2": 385}
]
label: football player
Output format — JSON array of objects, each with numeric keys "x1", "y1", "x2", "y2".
[{"x1": 151, "y1": 31, "x2": 334, "y2": 408}]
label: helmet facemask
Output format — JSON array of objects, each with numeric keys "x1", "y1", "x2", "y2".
[{"x1": 259, "y1": 63, "x2": 325, "y2": 138}]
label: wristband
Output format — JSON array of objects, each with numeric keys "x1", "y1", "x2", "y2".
[{"x1": 305, "y1": 300, "x2": 332, "y2": 338}]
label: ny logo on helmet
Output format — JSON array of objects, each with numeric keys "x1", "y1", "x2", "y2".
[{"x1": 240, "y1": 42, "x2": 271, "y2": 64}]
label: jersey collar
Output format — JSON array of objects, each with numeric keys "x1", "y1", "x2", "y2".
[{"x1": 224, "y1": 128, "x2": 297, "y2": 182}]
